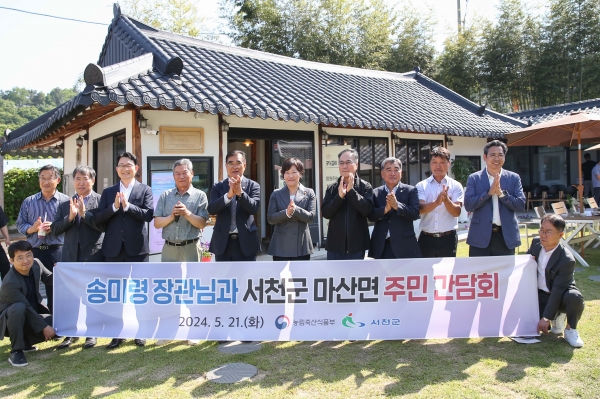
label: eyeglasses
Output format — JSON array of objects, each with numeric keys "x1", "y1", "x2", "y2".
[
  {"x1": 284, "y1": 171, "x2": 299, "y2": 177},
  {"x1": 338, "y1": 160, "x2": 355, "y2": 166},
  {"x1": 487, "y1": 153, "x2": 505, "y2": 159},
  {"x1": 14, "y1": 253, "x2": 33, "y2": 262},
  {"x1": 539, "y1": 229, "x2": 558, "y2": 236},
  {"x1": 39, "y1": 177, "x2": 58, "y2": 183},
  {"x1": 117, "y1": 164, "x2": 135, "y2": 169},
  {"x1": 226, "y1": 161, "x2": 244, "y2": 167}
]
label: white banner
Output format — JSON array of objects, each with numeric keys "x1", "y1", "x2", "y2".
[{"x1": 54, "y1": 256, "x2": 539, "y2": 341}]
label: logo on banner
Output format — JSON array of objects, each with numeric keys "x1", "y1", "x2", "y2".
[
  {"x1": 275, "y1": 315, "x2": 291, "y2": 330},
  {"x1": 342, "y1": 313, "x2": 365, "y2": 328}
]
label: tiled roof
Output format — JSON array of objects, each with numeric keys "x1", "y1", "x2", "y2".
[
  {"x1": 2, "y1": 6, "x2": 526, "y2": 153},
  {"x1": 509, "y1": 98, "x2": 600, "y2": 124}
]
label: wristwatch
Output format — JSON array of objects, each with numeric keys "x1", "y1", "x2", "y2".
[
  {"x1": 542, "y1": 317, "x2": 550, "y2": 322},
  {"x1": 499, "y1": 190, "x2": 508, "y2": 198}
]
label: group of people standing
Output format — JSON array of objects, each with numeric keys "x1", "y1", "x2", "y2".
[{"x1": 0, "y1": 140, "x2": 585, "y2": 368}]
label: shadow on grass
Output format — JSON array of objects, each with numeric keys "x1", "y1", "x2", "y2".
[{"x1": 0, "y1": 334, "x2": 578, "y2": 398}]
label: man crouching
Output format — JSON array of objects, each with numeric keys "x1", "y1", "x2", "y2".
[{"x1": 0, "y1": 241, "x2": 56, "y2": 366}]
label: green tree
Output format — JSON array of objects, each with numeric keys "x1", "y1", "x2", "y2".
[
  {"x1": 386, "y1": 4, "x2": 436, "y2": 74},
  {"x1": 435, "y1": 23, "x2": 485, "y2": 103},
  {"x1": 121, "y1": 0, "x2": 215, "y2": 39}
]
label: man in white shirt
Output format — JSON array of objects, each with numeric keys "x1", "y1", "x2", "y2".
[
  {"x1": 416, "y1": 147, "x2": 463, "y2": 258},
  {"x1": 527, "y1": 214, "x2": 585, "y2": 348}
]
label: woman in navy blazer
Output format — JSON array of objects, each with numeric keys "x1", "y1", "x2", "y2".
[{"x1": 267, "y1": 158, "x2": 316, "y2": 261}]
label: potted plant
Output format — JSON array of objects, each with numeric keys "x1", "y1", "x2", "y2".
[
  {"x1": 565, "y1": 195, "x2": 580, "y2": 215},
  {"x1": 199, "y1": 241, "x2": 213, "y2": 262}
]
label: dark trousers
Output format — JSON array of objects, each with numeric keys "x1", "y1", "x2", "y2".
[
  {"x1": 538, "y1": 288, "x2": 585, "y2": 329},
  {"x1": 0, "y1": 248, "x2": 11, "y2": 280},
  {"x1": 418, "y1": 231, "x2": 458, "y2": 258},
  {"x1": 380, "y1": 238, "x2": 396, "y2": 259},
  {"x1": 105, "y1": 243, "x2": 149, "y2": 262},
  {"x1": 32, "y1": 246, "x2": 62, "y2": 312},
  {"x1": 215, "y1": 236, "x2": 256, "y2": 262},
  {"x1": 326, "y1": 250, "x2": 365, "y2": 260},
  {"x1": 5, "y1": 302, "x2": 52, "y2": 351},
  {"x1": 273, "y1": 255, "x2": 311, "y2": 261},
  {"x1": 469, "y1": 230, "x2": 515, "y2": 257}
]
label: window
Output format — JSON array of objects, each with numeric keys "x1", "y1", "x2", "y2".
[
  {"x1": 93, "y1": 130, "x2": 126, "y2": 194},
  {"x1": 323, "y1": 136, "x2": 388, "y2": 187},
  {"x1": 394, "y1": 139, "x2": 443, "y2": 185}
]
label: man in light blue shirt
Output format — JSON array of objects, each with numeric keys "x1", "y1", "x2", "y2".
[
  {"x1": 591, "y1": 160, "x2": 600, "y2": 206},
  {"x1": 154, "y1": 159, "x2": 208, "y2": 262},
  {"x1": 16, "y1": 165, "x2": 69, "y2": 311}
]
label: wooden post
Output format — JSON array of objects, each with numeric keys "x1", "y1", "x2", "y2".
[
  {"x1": 218, "y1": 114, "x2": 224, "y2": 181},
  {"x1": 132, "y1": 109, "x2": 142, "y2": 182}
]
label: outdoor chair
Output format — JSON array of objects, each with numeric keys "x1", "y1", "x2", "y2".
[
  {"x1": 526, "y1": 185, "x2": 547, "y2": 211},
  {"x1": 543, "y1": 184, "x2": 565, "y2": 209}
]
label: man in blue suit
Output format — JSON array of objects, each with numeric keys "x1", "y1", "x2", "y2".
[
  {"x1": 94, "y1": 151, "x2": 154, "y2": 349},
  {"x1": 465, "y1": 140, "x2": 526, "y2": 256},
  {"x1": 368, "y1": 157, "x2": 421, "y2": 259},
  {"x1": 208, "y1": 150, "x2": 260, "y2": 262}
]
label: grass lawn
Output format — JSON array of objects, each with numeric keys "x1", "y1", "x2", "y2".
[{"x1": 1, "y1": 231, "x2": 598, "y2": 398}]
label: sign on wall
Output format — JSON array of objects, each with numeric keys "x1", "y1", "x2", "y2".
[
  {"x1": 149, "y1": 171, "x2": 176, "y2": 254},
  {"x1": 159, "y1": 126, "x2": 204, "y2": 154}
]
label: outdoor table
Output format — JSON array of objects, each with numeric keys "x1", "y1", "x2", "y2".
[{"x1": 531, "y1": 215, "x2": 600, "y2": 267}]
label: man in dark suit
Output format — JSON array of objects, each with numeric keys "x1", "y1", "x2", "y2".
[
  {"x1": 0, "y1": 241, "x2": 56, "y2": 367},
  {"x1": 52, "y1": 166, "x2": 104, "y2": 350},
  {"x1": 368, "y1": 157, "x2": 421, "y2": 259},
  {"x1": 465, "y1": 140, "x2": 526, "y2": 256},
  {"x1": 208, "y1": 150, "x2": 260, "y2": 261},
  {"x1": 94, "y1": 152, "x2": 154, "y2": 349},
  {"x1": 528, "y1": 214, "x2": 585, "y2": 347}
]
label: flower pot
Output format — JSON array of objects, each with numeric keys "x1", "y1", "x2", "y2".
[{"x1": 201, "y1": 255, "x2": 213, "y2": 262}]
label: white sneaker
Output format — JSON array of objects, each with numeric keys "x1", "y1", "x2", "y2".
[
  {"x1": 186, "y1": 340, "x2": 200, "y2": 345},
  {"x1": 155, "y1": 339, "x2": 171, "y2": 346},
  {"x1": 564, "y1": 328, "x2": 584, "y2": 348},
  {"x1": 551, "y1": 313, "x2": 567, "y2": 334}
]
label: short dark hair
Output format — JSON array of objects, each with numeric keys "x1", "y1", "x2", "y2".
[
  {"x1": 584, "y1": 153, "x2": 591, "y2": 159},
  {"x1": 226, "y1": 150, "x2": 247, "y2": 163},
  {"x1": 430, "y1": 146, "x2": 451, "y2": 162},
  {"x1": 72, "y1": 166, "x2": 96, "y2": 180},
  {"x1": 8, "y1": 241, "x2": 33, "y2": 259},
  {"x1": 38, "y1": 165, "x2": 61, "y2": 179},
  {"x1": 380, "y1": 157, "x2": 402, "y2": 170},
  {"x1": 541, "y1": 214, "x2": 566, "y2": 232},
  {"x1": 281, "y1": 158, "x2": 304, "y2": 178},
  {"x1": 338, "y1": 149, "x2": 359, "y2": 163},
  {"x1": 116, "y1": 152, "x2": 138, "y2": 166},
  {"x1": 483, "y1": 140, "x2": 508, "y2": 156}
]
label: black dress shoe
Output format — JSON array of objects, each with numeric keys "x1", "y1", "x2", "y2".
[
  {"x1": 83, "y1": 337, "x2": 97, "y2": 349},
  {"x1": 134, "y1": 339, "x2": 146, "y2": 347},
  {"x1": 107, "y1": 338, "x2": 125, "y2": 349},
  {"x1": 57, "y1": 337, "x2": 79, "y2": 349}
]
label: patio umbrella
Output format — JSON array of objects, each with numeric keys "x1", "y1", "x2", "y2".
[{"x1": 506, "y1": 112, "x2": 600, "y2": 207}]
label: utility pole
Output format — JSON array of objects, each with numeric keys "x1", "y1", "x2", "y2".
[{"x1": 457, "y1": 0, "x2": 462, "y2": 35}]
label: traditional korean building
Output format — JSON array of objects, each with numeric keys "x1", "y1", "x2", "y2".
[{"x1": 1, "y1": 4, "x2": 526, "y2": 252}]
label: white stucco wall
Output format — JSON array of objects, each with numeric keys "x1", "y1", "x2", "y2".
[{"x1": 139, "y1": 111, "x2": 219, "y2": 184}]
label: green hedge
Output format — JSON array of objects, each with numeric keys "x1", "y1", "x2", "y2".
[{"x1": 4, "y1": 167, "x2": 64, "y2": 225}]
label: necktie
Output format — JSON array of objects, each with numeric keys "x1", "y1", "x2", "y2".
[{"x1": 229, "y1": 195, "x2": 237, "y2": 233}]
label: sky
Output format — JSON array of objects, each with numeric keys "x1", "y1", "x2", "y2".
[{"x1": 0, "y1": 0, "x2": 504, "y2": 93}]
